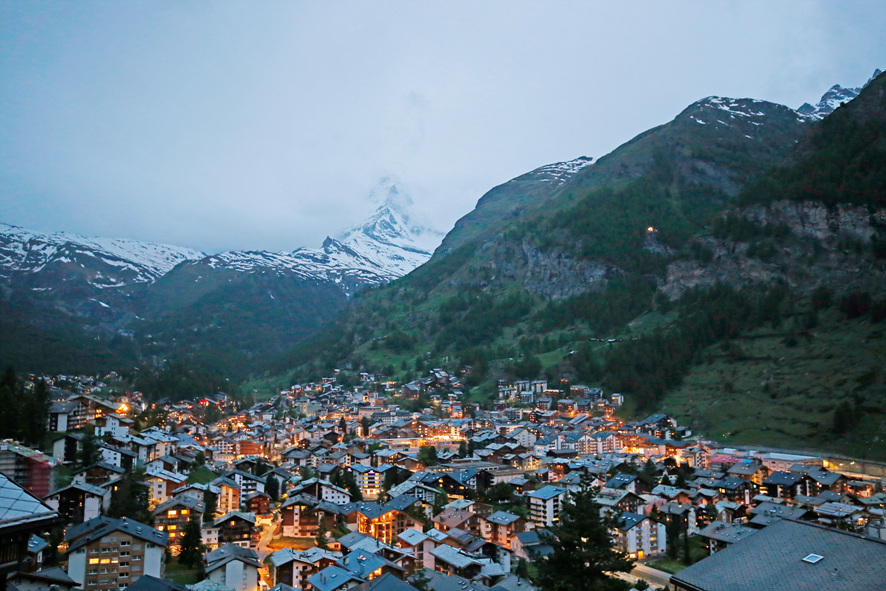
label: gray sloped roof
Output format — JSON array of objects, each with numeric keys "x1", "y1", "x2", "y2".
[
  {"x1": 126, "y1": 575, "x2": 190, "y2": 591},
  {"x1": 306, "y1": 565, "x2": 364, "y2": 591},
  {"x1": 430, "y1": 544, "x2": 479, "y2": 569},
  {"x1": 212, "y1": 511, "x2": 255, "y2": 527},
  {"x1": 11, "y1": 566, "x2": 75, "y2": 586},
  {"x1": 671, "y1": 518, "x2": 886, "y2": 591},
  {"x1": 352, "y1": 572, "x2": 418, "y2": 591},
  {"x1": 67, "y1": 516, "x2": 168, "y2": 552},
  {"x1": 697, "y1": 521, "x2": 758, "y2": 544},
  {"x1": 204, "y1": 543, "x2": 261, "y2": 571},
  {"x1": 484, "y1": 511, "x2": 521, "y2": 526},
  {"x1": 45, "y1": 481, "x2": 108, "y2": 499}
]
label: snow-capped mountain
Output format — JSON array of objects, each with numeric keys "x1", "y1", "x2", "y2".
[
  {"x1": 195, "y1": 176, "x2": 445, "y2": 290},
  {"x1": 0, "y1": 178, "x2": 446, "y2": 376},
  {"x1": 0, "y1": 223, "x2": 205, "y2": 288},
  {"x1": 0, "y1": 177, "x2": 444, "y2": 296},
  {"x1": 797, "y1": 68, "x2": 882, "y2": 120},
  {"x1": 334, "y1": 176, "x2": 445, "y2": 275}
]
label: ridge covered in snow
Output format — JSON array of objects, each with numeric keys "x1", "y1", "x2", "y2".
[
  {"x1": 1, "y1": 177, "x2": 446, "y2": 294},
  {"x1": 685, "y1": 96, "x2": 773, "y2": 129},
  {"x1": 199, "y1": 177, "x2": 445, "y2": 289},
  {"x1": 797, "y1": 68, "x2": 882, "y2": 120},
  {"x1": 0, "y1": 223, "x2": 205, "y2": 287},
  {"x1": 533, "y1": 156, "x2": 595, "y2": 185}
]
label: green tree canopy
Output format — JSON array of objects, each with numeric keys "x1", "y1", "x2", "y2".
[
  {"x1": 533, "y1": 475, "x2": 634, "y2": 591},
  {"x1": 108, "y1": 470, "x2": 152, "y2": 524},
  {"x1": 177, "y1": 516, "x2": 205, "y2": 568},
  {"x1": 417, "y1": 446, "x2": 438, "y2": 467}
]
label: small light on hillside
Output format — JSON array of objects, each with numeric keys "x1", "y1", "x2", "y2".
[{"x1": 647, "y1": 226, "x2": 655, "y2": 233}]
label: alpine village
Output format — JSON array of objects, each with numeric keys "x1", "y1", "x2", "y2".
[{"x1": 2, "y1": 70, "x2": 886, "y2": 591}]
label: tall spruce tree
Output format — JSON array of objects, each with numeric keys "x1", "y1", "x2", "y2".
[
  {"x1": 203, "y1": 489, "x2": 218, "y2": 523},
  {"x1": 0, "y1": 368, "x2": 18, "y2": 440},
  {"x1": 78, "y1": 433, "x2": 103, "y2": 468},
  {"x1": 108, "y1": 471, "x2": 151, "y2": 524},
  {"x1": 533, "y1": 475, "x2": 634, "y2": 591},
  {"x1": 266, "y1": 474, "x2": 279, "y2": 501},
  {"x1": 178, "y1": 516, "x2": 205, "y2": 568},
  {"x1": 315, "y1": 515, "x2": 328, "y2": 549}
]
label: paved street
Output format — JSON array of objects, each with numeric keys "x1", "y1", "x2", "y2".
[{"x1": 613, "y1": 563, "x2": 674, "y2": 589}]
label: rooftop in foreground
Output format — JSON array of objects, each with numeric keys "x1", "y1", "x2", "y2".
[{"x1": 671, "y1": 518, "x2": 886, "y2": 591}]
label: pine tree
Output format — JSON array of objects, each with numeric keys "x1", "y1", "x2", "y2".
[
  {"x1": 533, "y1": 475, "x2": 634, "y2": 591},
  {"x1": 360, "y1": 416, "x2": 371, "y2": 437},
  {"x1": 515, "y1": 558, "x2": 529, "y2": 579},
  {"x1": 178, "y1": 517, "x2": 205, "y2": 568},
  {"x1": 682, "y1": 529, "x2": 692, "y2": 565},
  {"x1": 315, "y1": 515, "x2": 328, "y2": 549},
  {"x1": 203, "y1": 489, "x2": 218, "y2": 523},
  {"x1": 78, "y1": 433, "x2": 103, "y2": 468},
  {"x1": 417, "y1": 446, "x2": 438, "y2": 466},
  {"x1": 0, "y1": 377, "x2": 18, "y2": 440},
  {"x1": 108, "y1": 471, "x2": 151, "y2": 524},
  {"x1": 266, "y1": 474, "x2": 280, "y2": 501},
  {"x1": 23, "y1": 378, "x2": 50, "y2": 446},
  {"x1": 410, "y1": 568, "x2": 431, "y2": 591},
  {"x1": 666, "y1": 518, "x2": 680, "y2": 560}
]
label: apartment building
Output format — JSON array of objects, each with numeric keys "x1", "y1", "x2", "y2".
[
  {"x1": 526, "y1": 486, "x2": 566, "y2": 526},
  {"x1": 152, "y1": 496, "x2": 206, "y2": 553},
  {"x1": 612, "y1": 512, "x2": 666, "y2": 560},
  {"x1": 66, "y1": 517, "x2": 168, "y2": 591}
]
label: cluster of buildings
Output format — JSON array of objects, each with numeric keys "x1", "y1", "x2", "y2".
[{"x1": 1, "y1": 368, "x2": 885, "y2": 591}]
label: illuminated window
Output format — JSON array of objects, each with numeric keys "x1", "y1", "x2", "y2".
[
  {"x1": 100, "y1": 559, "x2": 111, "y2": 564},
  {"x1": 89, "y1": 559, "x2": 100, "y2": 565},
  {"x1": 168, "y1": 525, "x2": 176, "y2": 531},
  {"x1": 168, "y1": 510, "x2": 177, "y2": 517},
  {"x1": 181, "y1": 509, "x2": 189, "y2": 515}
]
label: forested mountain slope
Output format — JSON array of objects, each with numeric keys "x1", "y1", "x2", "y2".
[{"x1": 267, "y1": 71, "x2": 886, "y2": 458}]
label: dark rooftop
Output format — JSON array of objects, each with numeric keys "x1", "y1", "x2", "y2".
[{"x1": 671, "y1": 519, "x2": 886, "y2": 591}]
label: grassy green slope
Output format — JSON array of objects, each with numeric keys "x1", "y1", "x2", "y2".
[
  {"x1": 267, "y1": 96, "x2": 810, "y2": 385},
  {"x1": 265, "y1": 74, "x2": 886, "y2": 457},
  {"x1": 663, "y1": 304, "x2": 886, "y2": 460}
]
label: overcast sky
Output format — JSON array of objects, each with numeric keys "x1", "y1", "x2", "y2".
[{"x1": 1, "y1": 1, "x2": 883, "y2": 253}]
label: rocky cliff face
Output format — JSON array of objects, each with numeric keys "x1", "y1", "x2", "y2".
[
  {"x1": 659, "y1": 200, "x2": 886, "y2": 299},
  {"x1": 743, "y1": 201, "x2": 881, "y2": 244},
  {"x1": 482, "y1": 239, "x2": 619, "y2": 300}
]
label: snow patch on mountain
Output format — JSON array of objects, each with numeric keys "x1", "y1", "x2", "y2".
[
  {"x1": 344, "y1": 175, "x2": 444, "y2": 254},
  {"x1": 797, "y1": 85, "x2": 861, "y2": 120},
  {"x1": 686, "y1": 97, "x2": 772, "y2": 127},
  {"x1": 533, "y1": 156, "x2": 595, "y2": 185},
  {"x1": 194, "y1": 176, "x2": 446, "y2": 291},
  {"x1": 797, "y1": 69, "x2": 882, "y2": 120},
  {"x1": 0, "y1": 223, "x2": 205, "y2": 286}
]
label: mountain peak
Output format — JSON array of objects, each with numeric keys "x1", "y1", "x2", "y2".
[
  {"x1": 367, "y1": 175, "x2": 413, "y2": 217},
  {"x1": 337, "y1": 177, "x2": 445, "y2": 256},
  {"x1": 0, "y1": 222, "x2": 205, "y2": 288},
  {"x1": 796, "y1": 68, "x2": 882, "y2": 120}
]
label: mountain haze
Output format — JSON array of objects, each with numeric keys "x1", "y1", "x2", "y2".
[
  {"x1": 0, "y1": 178, "x2": 443, "y2": 376},
  {"x1": 268, "y1": 70, "x2": 886, "y2": 458}
]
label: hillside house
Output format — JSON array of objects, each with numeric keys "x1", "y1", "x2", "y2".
[{"x1": 204, "y1": 544, "x2": 261, "y2": 591}]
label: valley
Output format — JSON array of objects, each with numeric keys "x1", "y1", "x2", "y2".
[{"x1": 2, "y1": 70, "x2": 884, "y2": 462}]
